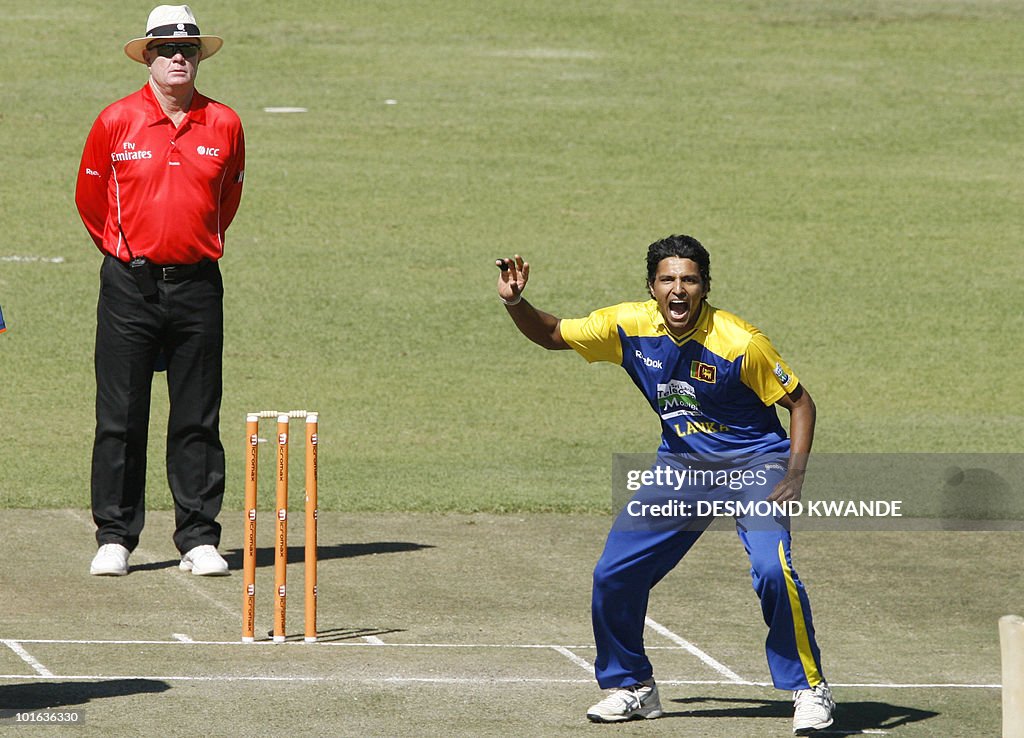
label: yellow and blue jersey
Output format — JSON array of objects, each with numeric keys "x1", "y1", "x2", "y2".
[{"x1": 559, "y1": 300, "x2": 799, "y2": 456}]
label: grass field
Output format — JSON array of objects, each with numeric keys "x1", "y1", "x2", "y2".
[{"x1": 1, "y1": 1, "x2": 1022, "y2": 735}]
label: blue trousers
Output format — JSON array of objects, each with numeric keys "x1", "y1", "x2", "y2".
[{"x1": 592, "y1": 461, "x2": 825, "y2": 690}]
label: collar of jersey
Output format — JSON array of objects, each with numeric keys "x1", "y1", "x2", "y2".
[{"x1": 141, "y1": 82, "x2": 208, "y2": 127}]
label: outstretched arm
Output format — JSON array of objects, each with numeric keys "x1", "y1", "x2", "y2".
[
  {"x1": 496, "y1": 255, "x2": 571, "y2": 350},
  {"x1": 767, "y1": 384, "x2": 816, "y2": 502}
]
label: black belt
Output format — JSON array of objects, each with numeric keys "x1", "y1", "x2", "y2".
[
  {"x1": 116, "y1": 257, "x2": 207, "y2": 282},
  {"x1": 152, "y1": 261, "x2": 205, "y2": 282}
]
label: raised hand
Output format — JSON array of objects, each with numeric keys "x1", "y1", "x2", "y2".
[{"x1": 495, "y1": 254, "x2": 530, "y2": 305}]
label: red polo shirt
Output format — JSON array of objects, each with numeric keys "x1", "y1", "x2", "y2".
[{"x1": 75, "y1": 83, "x2": 245, "y2": 265}]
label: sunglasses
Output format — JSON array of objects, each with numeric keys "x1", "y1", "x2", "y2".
[{"x1": 151, "y1": 43, "x2": 200, "y2": 59}]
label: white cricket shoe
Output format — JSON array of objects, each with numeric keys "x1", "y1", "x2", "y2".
[
  {"x1": 793, "y1": 681, "x2": 835, "y2": 734},
  {"x1": 586, "y1": 681, "x2": 663, "y2": 723},
  {"x1": 90, "y1": 543, "x2": 130, "y2": 576},
  {"x1": 179, "y1": 545, "x2": 229, "y2": 576}
]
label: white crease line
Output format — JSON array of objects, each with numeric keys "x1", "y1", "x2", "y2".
[
  {"x1": 0, "y1": 255, "x2": 65, "y2": 263},
  {"x1": 0, "y1": 674, "x2": 331, "y2": 683},
  {"x1": 551, "y1": 646, "x2": 593, "y2": 673},
  {"x1": 2, "y1": 640, "x2": 55, "y2": 678},
  {"x1": 645, "y1": 617, "x2": 746, "y2": 683},
  {"x1": 0, "y1": 637, "x2": 745, "y2": 651},
  {"x1": 382, "y1": 676, "x2": 595, "y2": 684},
  {"x1": 0, "y1": 674, "x2": 715, "y2": 685},
  {"x1": 0, "y1": 672, "x2": 1001, "y2": 690},
  {"x1": 836, "y1": 682, "x2": 1001, "y2": 689},
  {"x1": 8, "y1": 638, "x2": 599, "y2": 648}
]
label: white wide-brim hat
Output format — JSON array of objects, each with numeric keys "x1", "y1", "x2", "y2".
[{"x1": 124, "y1": 4, "x2": 223, "y2": 64}]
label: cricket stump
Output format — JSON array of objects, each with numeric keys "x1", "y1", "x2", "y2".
[{"x1": 1001, "y1": 614, "x2": 1024, "y2": 738}]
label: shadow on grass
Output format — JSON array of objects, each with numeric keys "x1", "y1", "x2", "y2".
[
  {"x1": 0, "y1": 679, "x2": 170, "y2": 711},
  {"x1": 667, "y1": 696, "x2": 939, "y2": 730},
  {"x1": 131, "y1": 541, "x2": 435, "y2": 572}
]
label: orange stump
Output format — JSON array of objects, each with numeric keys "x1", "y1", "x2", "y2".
[
  {"x1": 273, "y1": 414, "x2": 289, "y2": 643},
  {"x1": 242, "y1": 415, "x2": 259, "y2": 642},
  {"x1": 304, "y1": 414, "x2": 319, "y2": 642}
]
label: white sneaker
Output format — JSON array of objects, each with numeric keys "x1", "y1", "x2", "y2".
[
  {"x1": 90, "y1": 543, "x2": 130, "y2": 576},
  {"x1": 586, "y1": 681, "x2": 663, "y2": 722},
  {"x1": 793, "y1": 681, "x2": 835, "y2": 734},
  {"x1": 179, "y1": 545, "x2": 229, "y2": 576}
]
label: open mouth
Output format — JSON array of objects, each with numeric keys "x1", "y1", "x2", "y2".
[{"x1": 668, "y1": 299, "x2": 689, "y2": 322}]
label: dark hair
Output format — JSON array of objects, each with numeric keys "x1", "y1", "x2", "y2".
[{"x1": 646, "y1": 234, "x2": 711, "y2": 291}]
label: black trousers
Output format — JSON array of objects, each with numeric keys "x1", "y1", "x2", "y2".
[{"x1": 92, "y1": 255, "x2": 225, "y2": 553}]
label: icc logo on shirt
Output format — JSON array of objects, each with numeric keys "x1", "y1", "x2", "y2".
[{"x1": 197, "y1": 145, "x2": 221, "y2": 157}]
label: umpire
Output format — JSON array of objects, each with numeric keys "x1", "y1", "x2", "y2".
[{"x1": 75, "y1": 5, "x2": 245, "y2": 577}]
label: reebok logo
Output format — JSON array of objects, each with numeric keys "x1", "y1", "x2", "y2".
[{"x1": 635, "y1": 350, "x2": 663, "y2": 369}]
